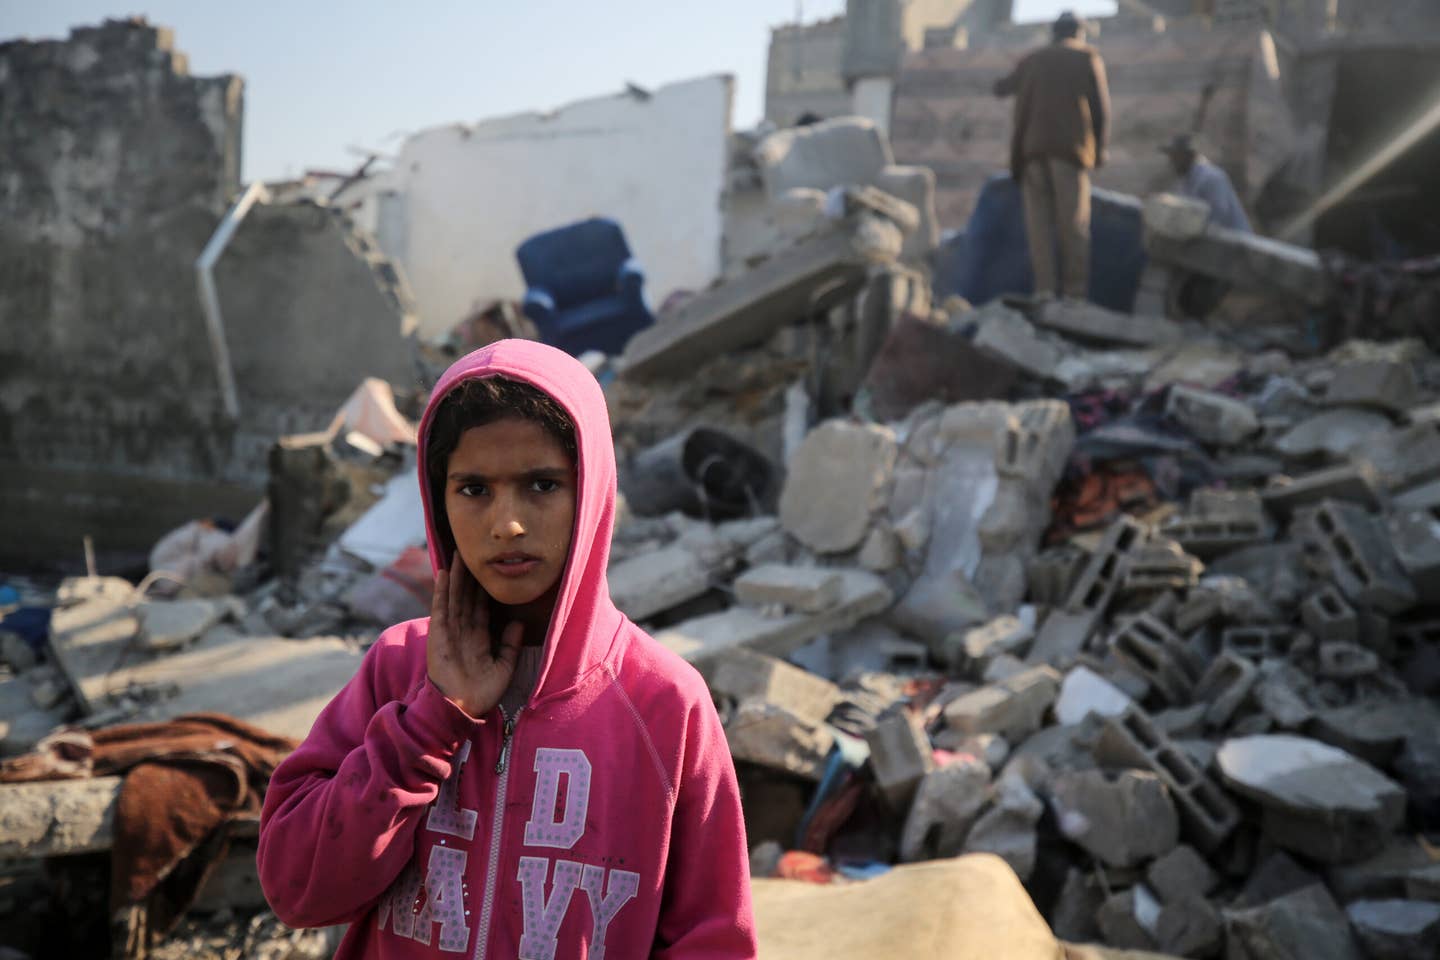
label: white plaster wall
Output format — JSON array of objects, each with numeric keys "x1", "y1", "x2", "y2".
[{"x1": 381, "y1": 75, "x2": 733, "y2": 339}]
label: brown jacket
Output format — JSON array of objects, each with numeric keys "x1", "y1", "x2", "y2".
[{"x1": 995, "y1": 39, "x2": 1110, "y2": 177}]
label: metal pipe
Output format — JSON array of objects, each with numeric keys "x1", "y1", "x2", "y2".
[{"x1": 195, "y1": 182, "x2": 270, "y2": 419}]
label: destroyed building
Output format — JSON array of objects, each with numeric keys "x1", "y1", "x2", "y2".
[
  {"x1": 5, "y1": 5, "x2": 1440, "y2": 960},
  {"x1": 0, "y1": 19, "x2": 420, "y2": 572}
]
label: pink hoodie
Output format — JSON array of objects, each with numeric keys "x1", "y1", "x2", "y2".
[{"x1": 258, "y1": 340, "x2": 757, "y2": 959}]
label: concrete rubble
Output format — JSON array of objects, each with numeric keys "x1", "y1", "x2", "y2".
[{"x1": 7, "y1": 9, "x2": 1440, "y2": 960}]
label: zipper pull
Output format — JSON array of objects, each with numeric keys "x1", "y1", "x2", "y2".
[{"x1": 495, "y1": 714, "x2": 517, "y2": 774}]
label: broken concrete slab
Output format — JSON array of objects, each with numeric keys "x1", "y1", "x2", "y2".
[
  {"x1": 1094, "y1": 888, "x2": 1158, "y2": 952},
  {"x1": 1324, "y1": 359, "x2": 1418, "y2": 413},
  {"x1": 1164, "y1": 385, "x2": 1258, "y2": 447},
  {"x1": 971, "y1": 302, "x2": 1064, "y2": 381},
  {"x1": 704, "y1": 648, "x2": 841, "y2": 725},
  {"x1": 734, "y1": 564, "x2": 842, "y2": 613},
  {"x1": 724, "y1": 701, "x2": 833, "y2": 781},
  {"x1": 779, "y1": 420, "x2": 897, "y2": 554},
  {"x1": 1155, "y1": 896, "x2": 1222, "y2": 959},
  {"x1": 1054, "y1": 666, "x2": 1134, "y2": 727},
  {"x1": 1032, "y1": 299, "x2": 1183, "y2": 349},
  {"x1": 1272, "y1": 408, "x2": 1391, "y2": 460},
  {"x1": 1261, "y1": 462, "x2": 1384, "y2": 516},
  {"x1": 1223, "y1": 884, "x2": 1362, "y2": 960},
  {"x1": 962, "y1": 775, "x2": 1044, "y2": 881},
  {"x1": 1345, "y1": 900, "x2": 1440, "y2": 960},
  {"x1": 1050, "y1": 769, "x2": 1180, "y2": 868},
  {"x1": 1146, "y1": 845, "x2": 1219, "y2": 905},
  {"x1": 620, "y1": 213, "x2": 898, "y2": 380},
  {"x1": 899, "y1": 755, "x2": 991, "y2": 862},
  {"x1": 135, "y1": 598, "x2": 231, "y2": 652},
  {"x1": 49, "y1": 591, "x2": 361, "y2": 740},
  {"x1": 1387, "y1": 507, "x2": 1440, "y2": 596},
  {"x1": 656, "y1": 569, "x2": 892, "y2": 663},
  {"x1": 942, "y1": 665, "x2": 1061, "y2": 743},
  {"x1": 609, "y1": 541, "x2": 740, "y2": 622},
  {"x1": 1216, "y1": 735, "x2": 1407, "y2": 863},
  {"x1": 951, "y1": 614, "x2": 1033, "y2": 670}
]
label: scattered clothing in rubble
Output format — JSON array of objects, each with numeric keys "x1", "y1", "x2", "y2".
[{"x1": 0, "y1": 713, "x2": 295, "y2": 952}]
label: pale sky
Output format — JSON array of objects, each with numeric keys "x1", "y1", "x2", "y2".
[{"x1": 2, "y1": 0, "x2": 1116, "y2": 182}]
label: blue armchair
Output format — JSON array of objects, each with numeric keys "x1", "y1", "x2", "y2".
[{"x1": 515, "y1": 218, "x2": 656, "y2": 356}]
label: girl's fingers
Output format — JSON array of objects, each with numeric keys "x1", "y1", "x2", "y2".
[
  {"x1": 496, "y1": 621, "x2": 524, "y2": 672},
  {"x1": 445, "y1": 551, "x2": 465, "y2": 643},
  {"x1": 431, "y1": 566, "x2": 449, "y2": 627}
]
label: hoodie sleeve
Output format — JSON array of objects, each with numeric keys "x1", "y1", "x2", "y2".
[
  {"x1": 652, "y1": 694, "x2": 758, "y2": 959},
  {"x1": 257, "y1": 628, "x2": 478, "y2": 928}
]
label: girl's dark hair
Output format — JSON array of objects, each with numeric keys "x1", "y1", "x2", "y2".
[{"x1": 425, "y1": 376, "x2": 577, "y2": 555}]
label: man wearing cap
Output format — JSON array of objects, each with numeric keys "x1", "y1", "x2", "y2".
[
  {"x1": 1163, "y1": 133, "x2": 1252, "y2": 232},
  {"x1": 994, "y1": 11, "x2": 1110, "y2": 302}
]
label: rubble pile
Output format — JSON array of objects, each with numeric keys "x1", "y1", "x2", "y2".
[{"x1": 3, "y1": 92, "x2": 1440, "y2": 960}]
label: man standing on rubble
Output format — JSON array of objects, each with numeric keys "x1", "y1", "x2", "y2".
[{"x1": 994, "y1": 11, "x2": 1110, "y2": 303}]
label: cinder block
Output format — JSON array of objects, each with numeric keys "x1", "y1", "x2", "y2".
[
  {"x1": 1108, "y1": 614, "x2": 1201, "y2": 705},
  {"x1": 1094, "y1": 706, "x2": 1240, "y2": 852},
  {"x1": 734, "y1": 564, "x2": 842, "y2": 613},
  {"x1": 1027, "y1": 548, "x2": 1087, "y2": 607},
  {"x1": 1318, "y1": 641, "x2": 1380, "y2": 679},
  {"x1": 705, "y1": 648, "x2": 842, "y2": 725},
  {"x1": 1221, "y1": 625, "x2": 1294, "y2": 660},
  {"x1": 1192, "y1": 652, "x2": 1258, "y2": 729},
  {"x1": 1165, "y1": 384, "x2": 1258, "y2": 446},
  {"x1": 1030, "y1": 517, "x2": 1143, "y2": 666},
  {"x1": 1262, "y1": 463, "x2": 1383, "y2": 517},
  {"x1": 1299, "y1": 586, "x2": 1359, "y2": 645},
  {"x1": 1161, "y1": 516, "x2": 1270, "y2": 560},
  {"x1": 1121, "y1": 538, "x2": 1203, "y2": 595},
  {"x1": 1296, "y1": 501, "x2": 1417, "y2": 614}
]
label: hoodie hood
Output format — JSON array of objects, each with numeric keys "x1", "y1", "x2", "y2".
[{"x1": 416, "y1": 339, "x2": 623, "y2": 704}]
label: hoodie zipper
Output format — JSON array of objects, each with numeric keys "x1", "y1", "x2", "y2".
[{"x1": 472, "y1": 707, "x2": 520, "y2": 960}]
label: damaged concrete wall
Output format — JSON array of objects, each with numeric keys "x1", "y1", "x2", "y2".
[
  {"x1": 374, "y1": 75, "x2": 733, "y2": 339},
  {"x1": 891, "y1": 21, "x2": 1294, "y2": 227},
  {"x1": 766, "y1": 18, "x2": 852, "y2": 128},
  {"x1": 0, "y1": 20, "x2": 417, "y2": 569}
]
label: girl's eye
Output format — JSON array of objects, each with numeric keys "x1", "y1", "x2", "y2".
[
  {"x1": 532, "y1": 479, "x2": 559, "y2": 494},
  {"x1": 459, "y1": 483, "x2": 488, "y2": 497}
]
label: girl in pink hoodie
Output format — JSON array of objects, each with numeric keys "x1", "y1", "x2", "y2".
[{"x1": 258, "y1": 340, "x2": 757, "y2": 959}]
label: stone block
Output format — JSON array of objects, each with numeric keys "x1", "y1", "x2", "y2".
[
  {"x1": 1355, "y1": 421, "x2": 1440, "y2": 490},
  {"x1": 1147, "y1": 845, "x2": 1219, "y2": 905},
  {"x1": 1388, "y1": 507, "x2": 1440, "y2": 596},
  {"x1": 1223, "y1": 884, "x2": 1363, "y2": 960},
  {"x1": 1300, "y1": 586, "x2": 1359, "y2": 645},
  {"x1": 1253, "y1": 672, "x2": 1314, "y2": 729},
  {"x1": 609, "y1": 542, "x2": 739, "y2": 621},
  {"x1": 780, "y1": 420, "x2": 897, "y2": 554},
  {"x1": 1192, "y1": 653, "x2": 1258, "y2": 730},
  {"x1": 725, "y1": 701, "x2": 834, "y2": 781},
  {"x1": 857, "y1": 524, "x2": 901, "y2": 571},
  {"x1": 1164, "y1": 385, "x2": 1259, "y2": 446},
  {"x1": 1307, "y1": 701, "x2": 1418, "y2": 768},
  {"x1": 1274, "y1": 409, "x2": 1392, "y2": 460},
  {"x1": 942, "y1": 665, "x2": 1061, "y2": 743},
  {"x1": 1027, "y1": 609, "x2": 1100, "y2": 671},
  {"x1": 1325, "y1": 359, "x2": 1418, "y2": 413},
  {"x1": 734, "y1": 564, "x2": 842, "y2": 613},
  {"x1": 1094, "y1": 706, "x2": 1240, "y2": 852},
  {"x1": 1026, "y1": 547, "x2": 1086, "y2": 607},
  {"x1": 1107, "y1": 614, "x2": 1201, "y2": 705},
  {"x1": 898, "y1": 756, "x2": 991, "y2": 862},
  {"x1": 1345, "y1": 900, "x2": 1440, "y2": 960},
  {"x1": 865, "y1": 710, "x2": 935, "y2": 810},
  {"x1": 1050, "y1": 769, "x2": 1180, "y2": 868},
  {"x1": 1217, "y1": 735, "x2": 1406, "y2": 863},
  {"x1": 1295, "y1": 501, "x2": 1417, "y2": 614},
  {"x1": 705, "y1": 648, "x2": 841, "y2": 725}
]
